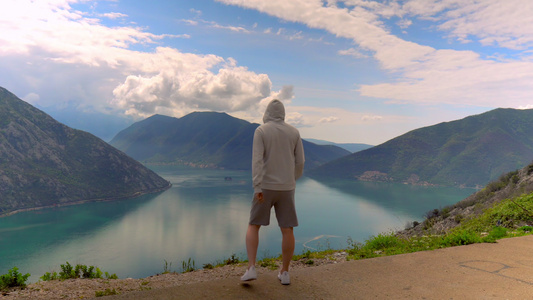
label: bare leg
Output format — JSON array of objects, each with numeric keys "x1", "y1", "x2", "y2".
[
  {"x1": 246, "y1": 224, "x2": 261, "y2": 269},
  {"x1": 280, "y1": 227, "x2": 295, "y2": 273}
]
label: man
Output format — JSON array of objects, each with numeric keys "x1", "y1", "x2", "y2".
[{"x1": 241, "y1": 99, "x2": 305, "y2": 285}]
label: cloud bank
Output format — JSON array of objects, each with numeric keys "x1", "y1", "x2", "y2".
[
  {"x1": 0, "y1": 0, "x2": 290, "y2": 120},
  {"x1": 217, "y1": 0, "x2": 533, "y2": 108}
]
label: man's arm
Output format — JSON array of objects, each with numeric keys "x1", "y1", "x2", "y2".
[
  {"x1": 294, "y1": 136, "x2": 305, "y2": 180},
  {"x1": 252, "y1": 128, "x2": 264, "y2": 194}
]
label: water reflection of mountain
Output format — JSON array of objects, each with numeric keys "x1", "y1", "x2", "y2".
[{"x1": 304, "y1": 177, "x2": 475, "y2": 219}]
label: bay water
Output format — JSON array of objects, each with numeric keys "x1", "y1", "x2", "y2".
[{"x1": 0, "y1": 167, "x2": 475, "y2": 282}]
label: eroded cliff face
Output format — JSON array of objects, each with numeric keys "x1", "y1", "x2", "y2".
[{"x1": 0, "y1": 87, "x2": 170, "y2": 215}]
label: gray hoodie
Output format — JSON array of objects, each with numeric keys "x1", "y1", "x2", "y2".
[{"x1": 252, "y1": 100, "x2": 305, "y2": 193}]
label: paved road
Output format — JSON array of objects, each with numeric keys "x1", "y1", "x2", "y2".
[{"x1": 111, "y1": 235, "x2": 533, "y2": 299}]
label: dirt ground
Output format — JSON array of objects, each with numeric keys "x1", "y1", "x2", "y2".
[{"x1": 109, "y1": 235, "x2": 533, "y2": 299}]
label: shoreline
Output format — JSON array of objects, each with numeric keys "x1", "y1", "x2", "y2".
[{"x1": 0, "y1": 182, "x2": 172, "y2": 218}]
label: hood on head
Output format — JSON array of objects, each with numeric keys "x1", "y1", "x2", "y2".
[{"x1": 263, "y1": 99, "x2": 285, "y2": 123}]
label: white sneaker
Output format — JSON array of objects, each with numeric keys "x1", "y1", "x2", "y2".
[
  {"x1": 278, "y1": 271, "x2": 290, "y2": 285},
  {"x1": 241, "y1": 266, "x2": 257, "y2": 281}
]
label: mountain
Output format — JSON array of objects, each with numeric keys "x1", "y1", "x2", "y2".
[
  {"x1": 110, "y1": 112, "x2": 351, "y2": 170},
  {"x1": 0, "y1": 87, "x2": 170, "y2": 216},
  {"x1": 304, "y1": 138, "x2": 373, "y2": 153},
  {"x1": 308, "y1": 108, "x2": 533, "y2": 188}
]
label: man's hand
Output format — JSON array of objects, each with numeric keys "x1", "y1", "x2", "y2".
[{"x1": 254, "y1": 192, "x2": 264, "y2": 203}]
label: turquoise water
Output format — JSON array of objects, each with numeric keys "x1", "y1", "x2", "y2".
[{"x1": 0, "y1": 167, "x2": 475, "y2": 282}]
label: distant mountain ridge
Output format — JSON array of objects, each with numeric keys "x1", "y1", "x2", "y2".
[
  {"x1": 110, "y1": 112, "x2": 351, "y2": 170},
  {"x1": 304, "y1": 138, "x2": 373, "y2": 153},
  {"x1": 0, "y1": 87, "x2": 170, "y2": 216},
  {"x1": 308, "y1": 108, "x2": 533, "y2": 188}
]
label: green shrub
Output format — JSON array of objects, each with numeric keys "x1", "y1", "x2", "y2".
[
  {"x1": 162, "y1": 260, "x2": 172, "y2": 274},
  {"x1": 0, "y1": 267, "x2": 31, "y2": 291},
  {"x1": 259, "y1": 258, "x2": 278, "y2": 270},
  {"x1": 406, "y1": 235, "x2": 443, "y2": 252},
  {"x1": 59, "y1": 262, "x2": 76, "y2": 279},
  {"x1": 442, "y1": 230, "x2": 481, "y2": 246},
  {"x1": 181, "y1": 258, "x2": 196, "y2": 273},
  {"x1": 451, "y1": 194, "x2": 532, "y2": 235},
  {"x1": 40, "y1": 272, "x2": 59, "y2": 281},
  {"x1": 225, "y1": 254, "x2": 241, "y2": 265},
  {"x1": 294, "y1": 249, "x2": 326, "y2": 260},
  {"x1": 42, "y1": 262, "x2": 116, "y2": 281},
  {"x1": 518, "y1": 225, "x2": 533, "y2": 233},
  {"x1": 95, "y1": 288, "x2": 119, "y2": 297},
  {"x1": 483, "y1": 226, "x2": 508, "y2": 243},
  {"x1": 364, "y1": 233, "x2": 404, "y2": 251},
  {"x1": 75, "y1": 264, "x2": 102, "y2": 279}
]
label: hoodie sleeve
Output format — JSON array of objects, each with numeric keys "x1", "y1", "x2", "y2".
[
  {"x1": 294, "y1": 136, "x2": 305, "y2": 181},
  {"x1": 252, "y1": 128, "x2": 264, "y2": 193}
]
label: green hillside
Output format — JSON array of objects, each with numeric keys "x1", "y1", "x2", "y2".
[
  {"x1": 0, "y1": 87, "x2": 170, "y2": 216},
  {"x1": 308, "y1": 108, "x2": 533, "y2": 188},
  {"x1": 110, "y1": 112, "x2": 351, "y2": 170}
]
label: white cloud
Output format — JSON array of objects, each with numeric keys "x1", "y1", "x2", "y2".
[
  {"x1": 0, "y1": 0, "x2": 283, "y2": 120},
  {"x1": 396, "y1": 19, "x2": 412, "y2": 29},
  {"x1": 435, "y1": 0, "x2": 533, "y2": 50},
  {"x1": 292, "y1": 105, "x2": 416, "y2": 144},
  {"x1": 375, "y1": 0, "x2": 533, "y2": 50},
  {"x1": 359, "y1": 49, "x2": 533, "y2": 107},
  {"x1": 217, "y1": 0, "x2": 533, "y2": 109},
  {"x1": 100, "y1": 12, "x2": 128, "y2": 20},
  {"x1": 338, "y1": 48, "x2": 368, "y2": 59},
  {"x1": 181, "y1": 19, "x2": 199, "y2": 26},
  {"x1": 23, "y1": 93, "x2": 40, "y2": 104},
  {"x1": 190, "y1": 8, "x2": 202, "y2": 17},
  {"x1": 290, "y1": 106, "x2": 393, "y2": 126},
  {"x1": 182, "y1": 17, "x2": 250, "y2": 33},
  {"x1": 285, "y1": 111, "x2": 309, "y2": 127},
  {"x1": 319, "y1": 116, "x2": 340, "y2": 123},
  {"x1": 361, "y1": 114, "x2": 383, "y2": 121},
  {"x1": 210, "y1": 22, "x2": 250, "y2": 33},
  {"x1": 216, "y1": 0, "x2": 434, "y2": 70},
  {"x1": 112, "y1": 55, "x2": 275, "y2": 118}
]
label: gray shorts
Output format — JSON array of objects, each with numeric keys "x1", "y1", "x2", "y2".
[{"x1": 248, "y1": 189, "x2": 298, "y2": 228}]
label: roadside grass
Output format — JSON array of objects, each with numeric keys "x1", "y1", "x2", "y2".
[
  {"x1": 344, "y1": 193, "x2": 533, "y2": 261},
  {"x1": 40, "y1": 262, "x2": 118, "y2": 281},
  {"x1": 2, "y1": 192, "x2": 532, "y2": 292}
]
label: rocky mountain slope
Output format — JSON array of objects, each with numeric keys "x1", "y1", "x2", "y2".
[
  {"x1": 308, "y1": 108, "x2": 533, "y2": 188},
  {"x1": 401, "y1": 161, "x2": 533, "y2": 237},
  {"x1": 0, "y1": 87, "x2": 170, "y2": 216},
  {"x1": 110, "y1": 112, "x2": 351, "y2": 170}
]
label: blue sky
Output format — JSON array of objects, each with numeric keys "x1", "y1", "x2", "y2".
[{"x1": 1, "y1": 0, "x2": 532, "y2": 144}]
